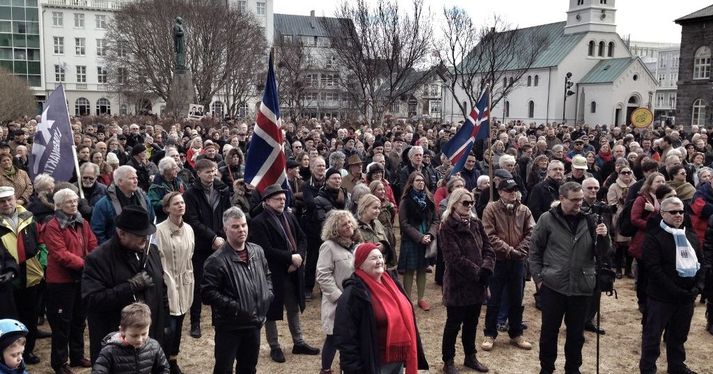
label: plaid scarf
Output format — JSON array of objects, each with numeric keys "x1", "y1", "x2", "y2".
[{"x1": 659, "y1": 220, "x2": 700, "y2": 278}]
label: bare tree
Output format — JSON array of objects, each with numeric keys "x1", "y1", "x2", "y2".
[
  {"x1": 0, "y1": 69, "x2": 37, "y2": 124},
  {"x1": 324, "y1": 0, "x2": 433, "y2": 124},
  {"x1": 274, "y1": 38, "x2": 310, "y2": 121},
  {"x1": 437, "y1": 9, "x2": 550, "y2": 116},
  {"x1": 104, "y1": 0, "x2": 266, "y2": 113}
]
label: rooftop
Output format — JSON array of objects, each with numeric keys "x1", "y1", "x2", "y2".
[
  {"x1": 675, "y1": 4, "x2": 713, "y2": 23},
  {"x1": 579, "y1": 57, "x2": 635, "y2": 84},
  {"x1": 274, "y1": 13, "x2": 347, "y2": 38}
]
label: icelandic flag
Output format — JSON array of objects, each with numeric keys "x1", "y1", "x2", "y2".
[
  {"x1": 442, "y1": 88, "x2": 490, "y2": 176},
  {"x1": 28, "y1": 85, "x2": 76, "y2": 181},
  {"x1": 244, "y1": 52, "x2": 289, "y2": 194}
]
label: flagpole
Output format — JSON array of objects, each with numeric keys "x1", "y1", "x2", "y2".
[
  {"x1": 61, "y1": 84, "x2": 85, "y2": 200},
  {"x1": 487, "y1": 83, "x2": 494, "y2": 202}
]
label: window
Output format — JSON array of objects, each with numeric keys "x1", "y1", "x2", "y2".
[
  {"x1": 607, "y1": 42, "x2": 614, "y2": 57},
  {"x1": 391, "y1": 101, "x2": 400, "y2": 113},
  {"x1": 54, "y1": 64, "x2": 65, "y2": 82},
  {"x1": 117, "y1": 67, "x2": 127, "y2": 84},
  {"x1": 75, "y1": 38, "x2": 85, "y2": 55},
  {"x1": 53, "y1": 36, "x2": 64, "y2": 54},
  {"x1": 52, "y1": 12, "x2": 63, "y2": 26},
  {"x1": 670, "y1": 95, "x2": 676, "y2": 109},
  {"x1": 120, "y1": 104, "x2": 128, "y2": 115},
  {"x1": 527, "y1": 75, "x2": 532, "y2": 86},
  {"x1": 282, "y1": 35, "x2": 292, "y2": 44},
  {"x1": 657, "y1": 94, "x2": 664, "y2": 107},
  {"x1": 96, "y1": 98, "x2": 110, "y2": 115},
  {"x1": 598, "y1": 41, "x2": 605, "y2": 57},
  {"x1": 508, "y1": 77, "x2": 513, "y2": 86},
  {"x1": 577, "y1": 0, "x2": 584, "y2": 4},
  {"x1": 117, "y1": 41, "x2": 128, "y2": 57},
  {"x1": 504, "y1": 101, "x2": 510, "y2": 117},
  {"x1": 95, "y1": 15, "x2": 106, "y2": 29},
  {"x1": 692, "y1": 99, "x2": 706, "y2": 126},
  {"x1": 693, "y1": 46, "x2": 711, "y2": 79},
  {"x1": 237, "y1": 0, "x2": 247, "y2": 13},
  {"x1": 325, "y1": 55, "x2": 336, "y2": 69},
  {"x1": 96, "y1": 39, "x2": 105, "y2": 56},
  {"x1": 600, "y1": 0, "x2": 607, "y2": 4},
  {"x1": 238, "y1": 102, "x2": 249, "y2": 117},
  {"x1": 75, "y1": 97, "x2": 90, "y2": 116},
  {"x1": 76, "y1": 65, "x2": 86, "y2": 83},
  {"x1": 503, "y1": 77, "x2": 507, "y2": 87},
  {"x1": 97, "y1": 66, "x2": 107, "y2": 83},
  {"x1": 534, "y1": 75, "x2": 539, "y2": 86},
  {"x1": 528, "y1": 100, "x2": 534, "y2": 118},
  {"x1": 590, "y1": 101, "x2": 596, "y2": 113},
  {"x1": 588, "y1": 40, "x2": 595, "y2": 56},
  {"x1": 256, "y1": 1, "x2": 265, "y2": 16},
  {"x1": 74, "y1": 13, "x2": 84, "y2": 28},
  {"x1": 211, "y1": 101, "x2": 224, "y2": 117}
]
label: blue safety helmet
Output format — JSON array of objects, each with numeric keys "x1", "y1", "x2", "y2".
[{"x1": 0, "y1": 319, "x2": 28, "y2": 352}]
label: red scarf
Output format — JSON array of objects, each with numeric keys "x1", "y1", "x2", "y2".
[
  {"x1": 354, "y1": 269, "x2": 418, "y2": 374},
  {"x1": 597, "y1": 150, "x2": 613, "y2": 163}
]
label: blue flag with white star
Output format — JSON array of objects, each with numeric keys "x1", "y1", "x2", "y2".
[{"x1": 28, "y1": 84, "x2": 76, "y2": 181}]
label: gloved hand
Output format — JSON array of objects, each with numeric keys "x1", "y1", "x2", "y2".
[
  {"x1": 478, "y1": 268, "x2": 493, "y2": 286},
  {"x1": 128, "y1": 271, "x2": 154, "y2": 292}
]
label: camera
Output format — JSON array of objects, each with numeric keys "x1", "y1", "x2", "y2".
[{"x1": 588, "y1": 201, "x2": 614, "y2": 216}]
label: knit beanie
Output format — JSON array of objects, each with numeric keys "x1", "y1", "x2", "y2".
[{"x1": 353, "y1": 242, "x2": 380, "y2": 268}]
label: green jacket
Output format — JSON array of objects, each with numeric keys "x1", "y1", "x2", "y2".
[{"x1": 529, "y1": 205, "x2": 613, "y2": 296}]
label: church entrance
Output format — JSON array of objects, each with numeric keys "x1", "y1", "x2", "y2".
[{"x1": 625, "y1": 95, "x2": 640, "y2": 126}]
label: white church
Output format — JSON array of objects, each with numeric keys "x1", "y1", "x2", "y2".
[{"x1": 442, "y1": 0, "x2": 658, "y2": 126}]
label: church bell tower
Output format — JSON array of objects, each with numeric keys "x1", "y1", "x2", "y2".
[{"x1": 564, "y1": 0, "x2": 617, "y2": 34}]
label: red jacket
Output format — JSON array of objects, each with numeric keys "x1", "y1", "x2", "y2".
[
  {"x1": 629, "y1": 194, "x2": 657, "y2": 259},
  {"x1": 43, "y1": 216, "x2": 98, "y2": 284}
]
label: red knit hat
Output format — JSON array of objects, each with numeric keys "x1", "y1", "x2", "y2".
[{"x1": 353, "y1": 242, "x2": 380, "y2": 268}]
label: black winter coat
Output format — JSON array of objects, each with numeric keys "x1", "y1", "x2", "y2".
[
  {"x1": 201, "y1": 242, "x2": 273, "y2": 330},
  {"x1": 527, "y1": 177, "x2": 560, "y2": 221},
  {"x1": 183, "y1": 179, "x2": 231, "y2": 253},
  {"x1": 81, "y1": 238, "x2": 168, "y2": 363},
  {"x1": 93, "y1": 332, "x2": 169, "y2": 374},
  {"x1": 249, "y1": 209, "x2": 307, "y2": 321},
  {"x1": 334, "y1": 272, "x2": 429, "y2": 374}
]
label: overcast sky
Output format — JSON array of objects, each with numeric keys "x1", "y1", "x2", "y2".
[{"x1": 273, "y1": 0, "x2": 711, "y2": 44}]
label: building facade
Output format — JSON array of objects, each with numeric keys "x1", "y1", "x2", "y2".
[
  {"x1": 675, "y1": 5, "x2": 713, "y2": 128},
  {"x1": 1, "y1": 0, "x2": 43, "y2": 106},
  {"x1": 442, "y1": 0, "x2": 658, "y2": 127}
]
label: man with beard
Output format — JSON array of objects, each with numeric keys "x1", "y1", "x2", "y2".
[
  {"x1": 91, "y1": 165, "x2": 154, "y2": 244},
  {"x1": 77, "y1": 162, "x2": 107, "y2": 220},
  {"x1": 250, "y1": 185, "x2": 319, "y2": 363},
  {"x1": 183, "y1": 159, "x2": 231, "y2": 338},
  {"x1": 81, "y1": 206, "x2": 167, "y2": 364}
]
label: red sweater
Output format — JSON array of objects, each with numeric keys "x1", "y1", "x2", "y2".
[{"x1": 43, "y1": 216, "x2": 98, "y2": 284}]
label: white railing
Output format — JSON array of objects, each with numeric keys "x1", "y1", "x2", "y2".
[{"x1": 43, "y1": 0, "x2": 128, "y2": 10}]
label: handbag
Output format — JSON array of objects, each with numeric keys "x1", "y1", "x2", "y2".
[{"x1": 425, "y1": 236, "x2": 437, "y2": 259}]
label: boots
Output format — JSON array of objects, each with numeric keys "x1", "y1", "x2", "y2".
[
  {"x1": 442, "y1": 359, "x2": 459, "y2": 374},
  {"x1": 169, "y1": 359, "x2": 183, "y2": 374},
  {"x1": 707, "y1": 304, "x2": 713, "y2": 335},
  {"x1": 463, "y1": 354, "x2": 489, "y2": 373}
]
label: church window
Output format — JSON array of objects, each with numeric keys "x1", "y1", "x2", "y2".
[
  {"x1": 577, "y1": 0, "x2": 583, "y2": 5},
  {"x1": 527, "y1": 75, "x2": 532, "y2": 86},
  {"x1": 693, "y1": 46, "x2": 711, "y2": 79},
  {"x1": 692, "y1": 99, "x2": 706, "y2": 126},
  {"x1": 534, "y1": 75, "x2": 539, "y2": 86},
  {"x1": 528, "y1": 100, "x2": 535, "y2": 118},
  {"x1": 607, "y1": 42, "x2": 614, "y2": 57},
  {"x1": 590, "y1": 101, "x2": 596, "y2": 113},
  {"x1": 598, "y1": 41, "x2": 605, "y2": 57},
  {"x1": 588, "y1": 41, "x2": 595, "y2": 56},
  {"x1": 504, "y1": 101, "x2": 510, "y2": 117}
]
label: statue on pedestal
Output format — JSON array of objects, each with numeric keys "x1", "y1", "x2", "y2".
[{"x1": 173, "y1": 17, "x2": 186, "y2": 71}]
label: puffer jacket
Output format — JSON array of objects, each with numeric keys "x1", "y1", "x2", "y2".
[
  {"x1": 93, "y1": 332, "x2": 169, "y2": 374},
  {"x1": 527, "y1": 177, "x2": 561, "y2": 221},
  {"x1": 201, "y1": 242, "x2": 273, "y2": 330},
  {"x1": 481, "y1": 199, "x2": 535, "y2": 260},
  {"x1": 0, "y1": 361, "x2": 28, "y2": 374},
  {"x1": 529, "y1": 205, "x2": 613, "y2": 296},
  {"x1": 90, "y1": 184, "x2": 155, "y2": 244}
]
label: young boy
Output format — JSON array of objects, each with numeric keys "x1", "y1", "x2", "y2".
[
  {"x1": 0, "y1": 319, "x2": 29, "y2": 374},
  {"x1": 93, "y1": 303, "x2": 170, "y2": 374}
]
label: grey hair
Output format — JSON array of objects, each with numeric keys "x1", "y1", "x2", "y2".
[
  {"x1": 158, "y1": 157, "x2": 177, "y2": 175},
  {"x1": 408, "y1": 146, "x2": 424, "y2": 158},
  {"x1": 615, "y1": 158, "x2": 630, "y2": 168},
  {"x1": 329, "y1": 151, "x2": 345, "y2": 166},
  {"x1": 33, "y1": 173, "x2": 55, "y2": 193},
  {"x1": 222, "y1": 206, "x2": 246, "y2": 226},
  {"x1": 559, "y1": 181, "x2": 582, "y2": 197},
  {"x1": 697, "y1": 167, "x2": 713, "y2": 180},
  {"x1": 113, "y1": 165, "x2": 136, "y2": 183},
  {"x1": 53, "y1": 188, "x2": 78, "y2": 210},
  {"x1": 552, "y1": 144, "x2": 564, "y2": 152},
  {"x1": 351, "y1": 184, "x2": 371, "y2": 210},
  {"x1": 582, "y1": 177, "x2": 599, "y2": 188},
  {"x1": 660, "y1": 196, "x2": 683, "y2": 212},
  {"x1": 498, "y1": 154, "x2": 516, "y2": 168},
  {"x1": 548, "y1": 160, "x2": 564, "y2": 171},
  {"x1": 80, "y1": 162, "x2": 100, "y2": 176}
]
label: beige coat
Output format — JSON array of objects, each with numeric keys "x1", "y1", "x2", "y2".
[
  {"x1": 316, "y1": 239, "x2": 354, "y2": 335},
  {"x1": 155, "y1": 219, "x2": 195, "y2": 316},
  {"x1": 607, "y1": 177, "x2": 635, "y2": 242}
]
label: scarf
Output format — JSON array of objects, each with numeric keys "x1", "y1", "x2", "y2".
[
  {"x1": 409, "y1": 189, "x2": 427, "y2": 210},
  {"x1": 597, "y1": 150, "x2": 613, "y2": 163},
  {"x1": 2, "y1": 165, "x2": 16, "y2": 178},
  {"x1": 354, "y1": 269, "x2": 417, "y2": 374},
  {"x1": 55, "y1": 210, "x2": 84, "y2": 229},
  {"x1": 659, "y1": 220, "x2": 700, "y2": 277}
]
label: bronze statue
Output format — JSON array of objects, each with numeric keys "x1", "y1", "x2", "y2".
[{"x1": 173, "y1": 17, "x2": 185, "y2": 71}]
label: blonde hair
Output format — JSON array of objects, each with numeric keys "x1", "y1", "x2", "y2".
[
  {"x1": 356, "y1": 194, "x2": 380, "y2": 220},
  {"x1": 441, "y1": 188, "x2": 473, "y2": 222},
  {"x1": 320, "y1": 209, "x2": 359, "y2": 242}
]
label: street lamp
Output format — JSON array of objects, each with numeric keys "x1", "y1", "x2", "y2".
[{"x1": 563, "y1": 72, "x2": 575, "y2": 123}]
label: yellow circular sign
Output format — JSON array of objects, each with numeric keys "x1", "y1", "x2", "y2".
[{"x1": 630, "y1": 107, "x2": 654, "y2": 128}]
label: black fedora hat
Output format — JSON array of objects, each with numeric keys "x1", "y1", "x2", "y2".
[
  {"x1": 115, "y1": 206, "x2": 156, "y2": 236},
  {"x1": 261, "y1": 184, "x2": 287, "y2": 202}
]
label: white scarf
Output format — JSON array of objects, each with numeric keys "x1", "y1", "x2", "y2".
[{"x1": 659, "y1": 220, "x2": 700, "y2": 278}]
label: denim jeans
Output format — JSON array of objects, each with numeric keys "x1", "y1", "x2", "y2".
[{"x1": 484, "y1": 259, "x2": 525, "y2": 338}]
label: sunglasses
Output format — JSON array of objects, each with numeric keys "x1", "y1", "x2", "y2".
[
  {"x1": 460, "y1": 200, "x2": 474, "y2": 207},
  {"x1": 664, "y1": 210, "x2": 685, "y2": 215},
  {"x1": 620, "y1": 171, "x2": 632, "y2": 175}
]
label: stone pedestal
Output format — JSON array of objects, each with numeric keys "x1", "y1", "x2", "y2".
[{"x1": 167, "y1": 70, "x2": 193, "y2": 117}]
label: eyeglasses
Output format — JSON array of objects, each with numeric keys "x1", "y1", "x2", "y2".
[
  {"x1": 586, "y1": 186, "x2": 600, "y2": 190},
  {"x1": 620, "y1": 171, "x2": 632, "y2": 175},
  {"x1": 664, "y1": 210, "x2": 685, "y2": 215},
  {"x1": 460, "y1": 200, "x2": 474, "y2": 207},
  {"x1": 82, "y1": 176, "x2": 96, "y2": 180}
]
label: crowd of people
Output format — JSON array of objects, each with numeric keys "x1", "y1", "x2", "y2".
[{"x1": 0, "y1": 115, "x2": 710, "y2": 374}]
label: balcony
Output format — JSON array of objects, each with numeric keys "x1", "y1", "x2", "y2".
[{"x1": 43, "y1": 0, "x2": 127, "y2": 10}]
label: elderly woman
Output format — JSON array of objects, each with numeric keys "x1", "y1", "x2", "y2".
[
  {"x1": 27, "y1": 173, "x2": 56, "y2": 223},
  {"x1": 666, "y1": 165, "x2": 696, "y2": 204},
  {"x1": 357, "y1": 193, "x2": 396, "y2": 267},
  {"x1": 334, "y1": 242, "x2": 428, "y2": 374},
  {"x1": 43, "y1": 188, "x2": 97, "y2": 372},
  {"x1": 315, "y1": 210, "x2": 361, "y2": 374},
  {"x1": 219, "y1": 148, "x2": 244, "y2": 190},
  {"x1": 398, "y1": 171, "x2": 438, "y2": 311},
  {"x1": 439, "y1": 188, "x2": 495, "y2": 373},
  {"x1": 526, "y1": 155, "x2": 549, "y2": 190},
  {"x1": 0, "y1": 153, "x2": 32, "y2": 206},
  {"x1": 607, "y1": 165, "x2": 637, "y2": 278},
  {"x1": 101, "y1": 153, "x2": 120, "y2": 186},
  {"x1": 155, "y1": 192, "x2": 194, "y2": 374},
  {"x1": 148, "y1": 157, "x2": 186, "y2": 223}
]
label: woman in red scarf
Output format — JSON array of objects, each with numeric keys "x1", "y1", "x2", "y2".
[{"x1": 334, "y1": 243, "x2": 428, "y2": 374}]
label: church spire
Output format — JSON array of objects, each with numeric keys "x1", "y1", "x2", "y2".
[{"x1": 565, "y1": 0, "x2": 617, "y2": 35}]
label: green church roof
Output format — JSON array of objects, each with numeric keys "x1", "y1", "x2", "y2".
[{"x1": 579, "y1": 58, "x2": 635, "y2": 84}]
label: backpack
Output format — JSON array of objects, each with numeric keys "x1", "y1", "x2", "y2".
[{"x1": 617, "y1": 198, "x2": 637, "y2": 237}]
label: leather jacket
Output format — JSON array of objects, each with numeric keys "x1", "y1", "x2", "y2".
[
  {"x1": 201, "y1": 242, "x2": 274, "y2": 330},
  {"x1": 481, "y1": 199, "x2": 535, "y2": 261}
]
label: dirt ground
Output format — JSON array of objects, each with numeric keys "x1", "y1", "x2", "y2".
[{"x1": 32, "y1": 276, "x2": 711, "y2": 374}]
